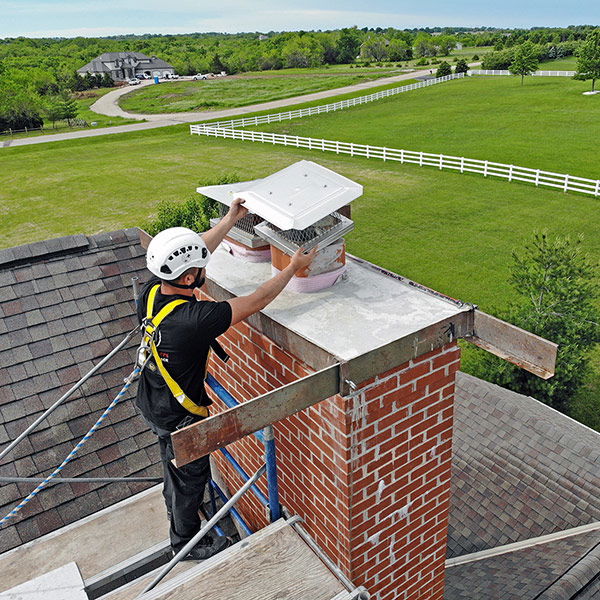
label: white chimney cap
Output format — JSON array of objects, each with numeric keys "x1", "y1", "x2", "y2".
[{"x1": 196, "y1": 161, "x2": 362, "y2": 230}]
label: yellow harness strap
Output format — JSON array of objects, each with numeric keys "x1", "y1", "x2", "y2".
[{"x1": 144, "y1": 284, "x2": 209, "y2": 418}]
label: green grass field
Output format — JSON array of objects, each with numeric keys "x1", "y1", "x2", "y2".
[
  {"x1": 258, "y1": 75, "x2": 600, "y2": 179},
  {"x1": 540, "y1": 56, "x2": 579, "y2": 70},
  {"x1": 119, "y1": 72, "x2": 406, "y2": 113},
  {"x1": 1, "y1": 73, "x2": 598, "y2": 424}
]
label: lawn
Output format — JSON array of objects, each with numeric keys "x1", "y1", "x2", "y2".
[
  {"x1": 1, "y1": 128, "x2": 597, "y2": 309},
  {"x1": 119, "y1": 72, "x2": 407, "y2": 113},
  {"x1": 1, "y1": 78, "x2": 598, "y2": 424},
  {"x1": 540, "y1": 56, "x2": 579, "y2": 70},
  {"x1": 257, "y1": 75, "x2": 600, "y2": 179}
]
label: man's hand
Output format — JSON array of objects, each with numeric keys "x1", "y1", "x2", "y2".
[
  {"x1": 289, "y1": 247, "x2": 317, "y2": 273},
  {"x1": 226, "y1": 197, "x2": 248, "y2": 223}
]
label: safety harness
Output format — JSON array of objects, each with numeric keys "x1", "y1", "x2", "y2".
[{"x1": 138, "y1": 284, "x2": 229, "y2": 418}]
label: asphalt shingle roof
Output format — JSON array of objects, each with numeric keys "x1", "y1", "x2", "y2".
[
  {"x1": 445, "y1": 528, "x2": 600, "y2": 600},
  {"x1": 0, "y1": 229, "x2": 158, "y2": 553},
  {"x1": 449, "y1": 372, "x2": 600, "y2": 559}
]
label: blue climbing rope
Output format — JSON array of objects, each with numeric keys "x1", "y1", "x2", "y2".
[{"x1": 0, "y1": 366, "x2": 142, "y2": 527}]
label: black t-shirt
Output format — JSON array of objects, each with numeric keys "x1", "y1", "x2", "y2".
[{"x1": 135, "y1": 277, "x2": 232, "y2": 431}]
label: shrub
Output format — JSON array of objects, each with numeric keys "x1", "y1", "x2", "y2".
[
  {"x1": 144, "y1": 173, "x2": 242, "y2": 235},
  {"x1": 436, "y1": 61, "x2": 452, "y2": 77}
]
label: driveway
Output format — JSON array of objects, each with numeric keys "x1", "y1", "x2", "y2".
[
  {"x1": 90, "y1": 69, "x2": 432, "y2": 123},
  {"x1": 4, "y1": 69, "x2": 432, "y2": 148}
]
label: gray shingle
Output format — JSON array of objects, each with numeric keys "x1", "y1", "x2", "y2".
[{"x1": 449, "y1": 372, "x2": 600, "y2": 562}]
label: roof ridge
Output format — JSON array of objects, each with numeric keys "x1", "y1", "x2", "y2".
[{"x1": 0, "y1": 228, "x2": 141, "y2": 270}]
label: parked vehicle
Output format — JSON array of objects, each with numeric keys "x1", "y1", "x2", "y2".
[
  {"x1": 193, "y1": 73, "x2": 207, "y2": 80},
  {"x1": 135, "y1": 74, "x2": 145, "y2": 80},
  {"x1": 164, "y1": 73, "x2": 180, "y2": 79},
  {"x1": 128, "y1": 79, "x2": 140, "y2": 85}
]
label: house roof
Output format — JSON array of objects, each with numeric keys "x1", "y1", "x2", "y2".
[
  {"x1": 447, "y1": 372, "x2": 600, "y2": 598},
  {"x1": 0, "y1": 229, "x2": 159, "y2": 554},
  {"x1": 445, "y1": 527, "x2": 600, "y2": 599},
  {"x1": 77, "y1": 52, "x2": 174, "y2": 73},
  {"x1": 1, "y1": 231, "x2": 599, "y2": 597},
  {"x1": 449, "y1": 372, "x2": 600, "y2": 559}
]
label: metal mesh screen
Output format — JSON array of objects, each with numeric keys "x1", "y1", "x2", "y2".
[
  {"x1": 255, "y1": 211, "x2": 353, "y2": 254},
  {"x1": 218, "y1": 203, "x2": 264, "y2": 235},
  {"x1": 269, "y1": 212, "x2": 343, "y2": 246}
]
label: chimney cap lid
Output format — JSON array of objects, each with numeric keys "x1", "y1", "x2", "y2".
[{"x1": 197, "y1": 161, "x2": 362, "y2": 230}]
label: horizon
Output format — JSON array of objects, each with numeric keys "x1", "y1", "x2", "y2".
[{"x1": 1, "y1": 1, "x2": 598, "y2": 39}]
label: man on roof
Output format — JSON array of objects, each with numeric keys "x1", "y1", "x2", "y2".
[{"x1": 137, "y1": 198, "x2": 315, "y2": 561}]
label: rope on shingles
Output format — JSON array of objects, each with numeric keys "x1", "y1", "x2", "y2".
[{"x1": 0, "y1": 366, "x2": 142, "y2": 527}]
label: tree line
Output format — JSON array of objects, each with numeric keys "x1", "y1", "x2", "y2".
[{"x1": 0, "y1": 25, "x2": 598, "y2": 132}]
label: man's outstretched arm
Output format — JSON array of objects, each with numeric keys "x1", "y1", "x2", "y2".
[
  {"x1": 202, "y1": 197, "x2": 248, "y2": 253},
  {"x1": 227, "y1": 247, "x2": 317, "y2": 325}
]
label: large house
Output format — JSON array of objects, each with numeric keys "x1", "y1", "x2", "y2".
[{"x1": 77, "y1": 52, "x2": 175, "y2": 81}]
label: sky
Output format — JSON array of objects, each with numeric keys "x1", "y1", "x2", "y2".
[{"x1": 0, "y1": 0, "x2": 598, "y2": 39}]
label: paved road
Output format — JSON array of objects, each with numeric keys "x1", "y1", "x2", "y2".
[{"x1": 3, "y1": 70, "x2": 430, "y2": 149}]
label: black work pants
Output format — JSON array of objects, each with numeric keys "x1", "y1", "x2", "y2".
[{"x1": 150, "y1": 421, "x2": 211, "y2": 552}]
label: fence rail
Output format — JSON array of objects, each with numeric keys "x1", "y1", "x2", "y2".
[
  {"x1": 469, "y1": 69, "x2": 576, "y2": 77},
  {"x1": 191, "y1": 126, "x2": 600, "y2": 198},
  {"x1": 201, "y1": 73, "x2": 465, "y2": 130},
  {"x1": 190, "y1": 70, "x2": 598, "y2": 198}
]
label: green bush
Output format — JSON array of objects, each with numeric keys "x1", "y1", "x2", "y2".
[
  {"x1": 144, "y1": 173, "x2": 241, "y2": 235},
  {"x1": 436, "y1": 61, "x2": 452, "y2": 77}
]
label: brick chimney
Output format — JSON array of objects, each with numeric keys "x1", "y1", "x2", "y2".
[{"x1": 199, "y1": 247, "x2": 471, "y2": 600}]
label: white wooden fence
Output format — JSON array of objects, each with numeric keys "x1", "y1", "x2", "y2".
[
  {"x1": 469, "y1": 69, "x2": 576, "y2": 77},
  {"x1": 190, "y1": 71, "x2": 599, "y2": 198},
  {"x1": 200, "y1": 73, "x2": 465, "y2": 131}
]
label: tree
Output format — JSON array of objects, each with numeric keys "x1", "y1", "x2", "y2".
[
  {"x1": 575, "y1": 30, "x2": 600, "y2": 92},
  {"x1": 360, "y1": 37, "x2": 388, "y2": 61},
  {"x1": 471, "y1": 233, "x2": 600, "y2": 414},
  {"x1": 436, "y1": 61, "x2": 452, "y2": 77},
  {"x1": 57, "y1": 93, "x2": 78, "y2": 125},
  {"x1": 209, "y1": 53, "x2": 226, "y2": 73},
  {"x1": 510, "y1": 41, "x2": 539, "y2": 85},
  {"x1": 144, "y1": 173, "x2": 241, "y2": 235},
  {"x1": 44, "y1": 97, "x2": 64, "y2": 128},
  {"x1": 455, "y1": 58, "x2": 469, "y2": 74},
  {"x1": 337, "y1": 27, "x2": 362, "y2": 63}
]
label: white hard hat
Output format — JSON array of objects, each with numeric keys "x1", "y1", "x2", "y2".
[{"x1": 146, "y1": 227, "x2": 210, "y2": 280}]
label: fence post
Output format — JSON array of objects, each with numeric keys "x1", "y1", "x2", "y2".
[
  {"x1": 400, "y1": 148, "x2": 404, "y2": 163},
  {"x1": 595, "y1": 179, "x2": 600, "y2": 197},
  {"x1": 483, "y1": 160, "x2": 488, "y2": 177},
  {"x1": 383, "y1": 147, "x2": 387, "y2": 162},
  {"x1": 419, "y1": 152, "x2": 423, "y2": 167},
  {"x1": 564, "y1": 174, "x2": 569, "y2": 193},
  {"x1": 535, "y1": 170, "x2": 540, "y2": 187},
  {"x1": 336, "y1": 141, "x2": 340, "y2": 155},
  {"x1": 460, "y1": 156, "x2": 465, "y2": 173},
  {"x1": 439, "y1": 154, "x2": 443, "y2": 170}
]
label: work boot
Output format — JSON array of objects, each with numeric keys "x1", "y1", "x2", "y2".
[{"x1": 177, "y1": 534, "x2": 231, "y2": 561}]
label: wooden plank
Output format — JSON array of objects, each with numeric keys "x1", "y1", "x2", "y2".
[
  {"x1": 465, "y1": 309, "x2": 557, "y2": 379},
  {"x1": 141, "y1": 521, "x2": 346, "y2": 600},
  {"x1": 0, "y1": 486, "x2": 167, "y2": 592},
  {"x1": 171, "y1": 365, "x2": 339, "y2": 467}
]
